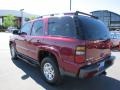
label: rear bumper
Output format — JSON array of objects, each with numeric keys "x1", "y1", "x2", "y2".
[{"x1": 79, "y1": 56, "x2": 115, "y2": 78}]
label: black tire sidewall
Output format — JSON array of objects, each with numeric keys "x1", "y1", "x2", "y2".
[
  {"x1": 10, "y1": 44, "x2": 17, "y2": 60},
  {"x1": 41, "y1": 57, "x2": 61, "y2": 84}
]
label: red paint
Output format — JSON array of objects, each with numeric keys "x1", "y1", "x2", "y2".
[{"x1": 10, "y1": 15, "x2": 113, "y2": 78}]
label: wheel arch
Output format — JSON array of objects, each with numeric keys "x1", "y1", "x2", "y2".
[
  {"x1": 9, "y1": 41, "x2": 15, "y2": 46},
  {"x1": 37, "y1": 49, "x2": 63, "y2": 70}
]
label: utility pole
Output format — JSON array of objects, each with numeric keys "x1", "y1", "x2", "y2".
[
  {"x1": 70, "y1": 0, "x2": 71, "y2": 11},
  {"x1": 20, "y1": 9, "x2": 24, "y2": 27}
]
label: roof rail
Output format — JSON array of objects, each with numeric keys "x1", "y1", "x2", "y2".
[
  {"x1": 36, "y1": 11, "x2": 98, "y2": 19},
  {"x1": 36, "y1": 13, "x2": 59, "y2": 18},
  {"x1": 75, "y1": 11, "x2": 98, "y2": 19}
]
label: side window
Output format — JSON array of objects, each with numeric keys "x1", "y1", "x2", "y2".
[
  {"x1": 21, "y1": 22, "x2": 32, "y2": 35},
  {"x1": 48, "y1": 17, "x2": 76, "y2": 38},
  {"x1": 48, "y1": 21, "x2": 60, "y2": 35},
  {"x1": 60, "y1": 17, "x2": 76, "y2": 37},
  {"x1": 31, "y1": 20, "x2": 44, "y2": 36}
]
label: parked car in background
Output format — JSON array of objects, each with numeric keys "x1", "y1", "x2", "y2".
[
  {"x1": 7, "y1": 26, "x2": 18, "y2": 32},
  {"x1": 110, "y1": 31, "x2": 120, "y2": 50},
  {"x1": 9, "y1": 11, "x2": 115, "y2": 85}
]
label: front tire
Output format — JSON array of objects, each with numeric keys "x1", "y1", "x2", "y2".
[
  {"x1": 99, "y1": 71, "x2": 107, "y2": 76},
  {"x1": 10, "y1": 44, "x2": 18, "y2": 60},
  {"x1": 41, "y1": 57, "x2": 62, "y2": 85}
]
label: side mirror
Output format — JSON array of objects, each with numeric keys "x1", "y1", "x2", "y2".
[{"x1": 12, "y1": 30, "x2": 19, "y2": 35}]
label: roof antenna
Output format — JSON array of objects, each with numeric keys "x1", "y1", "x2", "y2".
[{"x1": 70, "y1": 0, "x2": 71, "y2": 11}]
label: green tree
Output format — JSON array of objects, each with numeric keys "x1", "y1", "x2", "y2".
[
  {"x1": 29, "y1": 16, "x2": 37, "y2": 20},
  {"x1": 3, "y1": 14, "x2": 15, "y2": 28}
]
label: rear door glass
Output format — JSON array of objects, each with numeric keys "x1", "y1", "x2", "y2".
[
  {"x1": 31, "y1": 20, "x2": 44, "y2": 36},
  {"x1": 77, "y1": 16, "x2": 110, "y2": 40}
]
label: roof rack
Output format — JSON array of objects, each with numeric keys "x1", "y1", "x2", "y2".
[
  {"x1": 75, "y1": 11, "x2": 98, "y2": 19},
  {"x1": 36, "y1": 11, "x2": 98, "y2": 19},
  {"x1": 36, "y1": 13, "x2": 59, "y2": 18}
]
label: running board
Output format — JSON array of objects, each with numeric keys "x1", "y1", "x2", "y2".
[{"x1": 17, "y1": 55, "x2": 38, "y2": 67}]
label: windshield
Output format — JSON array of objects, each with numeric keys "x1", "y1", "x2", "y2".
[{"x1": 77, "y1": 16, "x2": 110, "y2": 40}]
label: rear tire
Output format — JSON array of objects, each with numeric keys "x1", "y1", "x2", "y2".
[
  {"x1": 10, "y1": 44, "x2": 18, "y2": 60},
  {"x1": 41, "y1": 56, "x2": 62, "y2": 85}
]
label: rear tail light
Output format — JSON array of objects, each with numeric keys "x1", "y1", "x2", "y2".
[{"x1": 75, "y1": 46, "x2": 85, "y2": 63}]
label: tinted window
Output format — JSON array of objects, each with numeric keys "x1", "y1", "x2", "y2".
[
  {"x1": 48, "y1": 18, "x2": 60, "y2": 36},
  {"x1": 77, "y1": 16, "x2": 110, "y2": 40},
  {"x1": 21, "y1": 22, "x2": 32, "y2": 35},
  {"x1": 31, "y1": 20, "x2": 44, "y2": 36},
  {"x1": 48, "y1": 17, "x2": 76, "y2": 38}
]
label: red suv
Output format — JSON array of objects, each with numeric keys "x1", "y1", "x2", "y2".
[{"x1": 10, "y1": 11, "x2": 115, "y2": 85}]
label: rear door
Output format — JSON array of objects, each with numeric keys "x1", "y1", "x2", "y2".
[{"x1": 25, "y1": 20, "x2": 44, "y2": 60}]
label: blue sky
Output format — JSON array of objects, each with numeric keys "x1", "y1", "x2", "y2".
[{"x1": 0, "y1": 0, "x2": 119, "y2": 15}]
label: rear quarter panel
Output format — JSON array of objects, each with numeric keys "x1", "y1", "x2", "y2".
[{"x1": 42, "y1": 36, "x2": 85, "y2": 73}]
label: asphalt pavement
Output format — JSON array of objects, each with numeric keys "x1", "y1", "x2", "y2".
[{"x1": 0, "y1": 32, "x2": 120, "y2": 90}]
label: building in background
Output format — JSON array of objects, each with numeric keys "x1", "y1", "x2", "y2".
[
  {"x1": 0, "y1": 10, "x2": 38, "y2": 28},
  {"x1": 91, "y1": 10, "x2": 120, "y2": 31}
]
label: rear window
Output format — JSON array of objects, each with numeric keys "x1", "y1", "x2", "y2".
[{"x1": 77, "y1": 16, "x2": 110, "y2": 40}]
